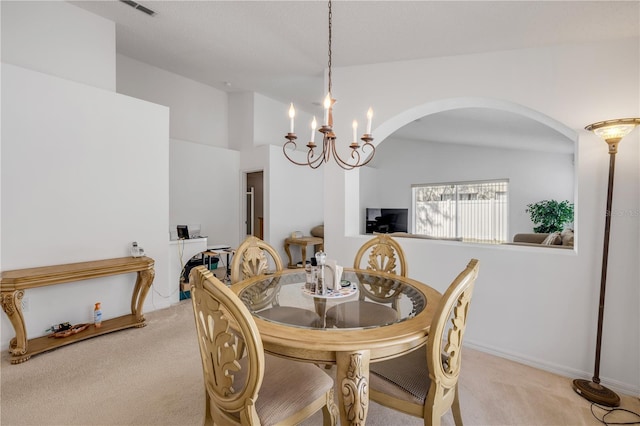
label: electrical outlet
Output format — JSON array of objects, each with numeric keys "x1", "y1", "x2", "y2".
[{"x1": 21, "y1": 297, "x2": 29, "y2": 312}]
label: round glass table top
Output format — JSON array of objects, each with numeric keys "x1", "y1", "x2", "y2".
[{"x1": 237, "y1": 270, "x2": 427, "y2": 330}]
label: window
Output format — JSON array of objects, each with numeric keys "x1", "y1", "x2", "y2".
[{"x1": 412, "y1": 180, "x2": 508, "y2": 244}]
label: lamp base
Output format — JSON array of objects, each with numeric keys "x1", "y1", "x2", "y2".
[{"x1": 572, "y1": 379, "x2": 620, "y2": 407}]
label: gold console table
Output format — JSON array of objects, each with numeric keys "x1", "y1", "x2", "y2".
[
  {"x1": 284, "y1": 236, "x2": 324, "y2": 268},
  {"x1": 0, "y1": 256, "x2": 155, "y2": 364}
]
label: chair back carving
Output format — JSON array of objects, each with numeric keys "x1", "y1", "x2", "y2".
[
  {"x1": 354, "y1": 234, "x2": 408, "y2": 277},
  {"x1": 189, "y1": 266, "x2": 264, "y2": 424},
  {"x1": 428, "y1": 258, "x2": 479, "y2": 402},
  {"x1": 368, "y1": 259, "x2": 479, "y2": 425},
  {"x1": 231, "y1": 236, "x2": 284, "y2": 284}
]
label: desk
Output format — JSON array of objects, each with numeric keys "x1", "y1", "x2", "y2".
[
  {"x1": 1, "y1": 256, "x2": 155, "y2": 364},
  {"x1": 232, "y1": 268, "x2": 441, "y2": 425},
  {"x1": 203, "y1": 245, "x2": 234, "y2": 282},
  {"x1": 284, "y1": 236, "x2": 324, "y2": 268},
  {"x1": 170, "y1": 238, "x2": 207, "y2": 303}
]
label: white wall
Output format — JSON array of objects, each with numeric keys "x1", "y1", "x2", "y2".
[
  {"x1": 116, "y1": 54, "x2": 228, "y2": 148},
  {"x1": 228, "y1": 92, "x2": 254, "y2": 151},
  {"x1": 268, "y1": 146, "x2": 324, "y2": 264},
  {"x1": 326, "y1": 38, "x2": 640, "y2": 394},
  {"x1": 236, "y1": 95, "x2": 324, "y2": 261},
  {"x1": 1, "y1": 1, "x2": 115, "y2": 91},
  {"x1": 116, "y1": 54, "x2": 242, "y2": 253},
  {"x1": 0, "y1": 2, "x2": 170, "y2": 350},
  {"x1": 361, "y1": 138, "x2": 574, "y2": 238},
  {"x1": 116, "y1": 60, "x2": 320, "y2": 259},
  {"x1": 169, "y1": 139, "x2": 240, "y2": 248},
  {"x1": 0, "y1": 0, "x2": 3, "y2": 272},
  {"x1": 253, "y1": 92, "x2": 314, "y2": 148},
  {"x1": 238, "y1": 144, "x2": 324, "y2": 264},
  {"x1": 1, "y1": 64, "x2": 170, "y2": 349}
]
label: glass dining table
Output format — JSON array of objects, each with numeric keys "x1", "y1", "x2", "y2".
[{"x1": 231, "y1": 268, "x2": 442, "y2": 426}]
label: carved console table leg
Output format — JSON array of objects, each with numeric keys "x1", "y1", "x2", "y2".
[
  {"x1": 336, "y1": 350, "x2": 370, "y2": 426},
  {"x1": 131, "y1": 269, "x2": 155, "y2": 324},
  {"x1": 0, "y1": 290, "x2": 29, "y2": 361},
  {"x1": 284, "y1": 242, "x2": 294, "y2": 268}
]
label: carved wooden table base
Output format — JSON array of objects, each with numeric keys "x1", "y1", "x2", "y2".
[
  {"x1": 232, "y1": 268, "x2": 442, "y2": 425},
  {"x1": 337, "y1": 350, "x2": 371, "y2": 425}
]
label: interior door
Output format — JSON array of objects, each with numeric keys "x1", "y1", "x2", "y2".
[{"x1": 245, "y1": 171, "x2": 264, "y2": 239}]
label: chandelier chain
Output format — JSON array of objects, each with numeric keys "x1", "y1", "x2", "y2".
[
  {"x1": 282, "y1": 0, "x2": 375, "y2": 170},
  {"x1": 327, "y1": 0, "x2": 332, "y2": 95}
]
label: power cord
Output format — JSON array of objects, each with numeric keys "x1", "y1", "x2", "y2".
[
  {"x1": 148, "y1": 239, "x2": 188, "y2": 309},
  {"x1": 591, "y1": 403, "x2": 640, "y2": 425}
]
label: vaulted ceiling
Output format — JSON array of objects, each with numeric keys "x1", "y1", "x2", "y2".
[{"x1": 70, "y1": 1, "x2": 638, "y2": 150}]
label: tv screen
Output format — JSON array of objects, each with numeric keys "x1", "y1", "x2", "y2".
[
  {"x1": 365, "y1": 208, "x2": 408, "y2": 234},
  {"x1": 177, "y1": 225, "x2": 190, "y2": 239}
]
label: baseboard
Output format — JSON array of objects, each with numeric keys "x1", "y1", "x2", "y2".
[{"x1": 465, "y1": 339, "x2": 640, "y2": 397}]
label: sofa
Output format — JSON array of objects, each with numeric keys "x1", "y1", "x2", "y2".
[
  {"x1": 509, "y1": 229, "x2": 574, "y2": 249},
  {"x1": 384, "y1": 232, "x2": 463, "y2": 242}
]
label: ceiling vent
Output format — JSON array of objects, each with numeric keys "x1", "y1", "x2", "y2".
[{"x1": 119, "y1": 0, "x2": 156, "y2": 17}]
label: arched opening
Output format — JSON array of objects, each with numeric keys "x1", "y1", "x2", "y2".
[{"x1": 355, "y1": 97, "x2": 577, "y2": 246}]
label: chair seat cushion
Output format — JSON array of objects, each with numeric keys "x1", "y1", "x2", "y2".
[
  {"x1": 257, "y1": 355, "x2": 334, "y2": 425},
  {"x1": 325, "y1": 301, "x2": 398, "y2": 328},
  {"x1": 370, "y1": 346, "x2": 430, "y2": 404}
]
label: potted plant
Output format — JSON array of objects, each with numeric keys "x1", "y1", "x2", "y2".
[{"x1": 526, "y1": 199, "x2": 574, "y2": 233}]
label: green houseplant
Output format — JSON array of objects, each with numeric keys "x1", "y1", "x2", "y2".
[{"x1": 525, "y1": 200, "x2": 574, "y2": 233}]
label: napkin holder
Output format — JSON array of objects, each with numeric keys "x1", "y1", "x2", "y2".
[{"x1": 325, "y1": 259, "x2": 343, "y2": 290}]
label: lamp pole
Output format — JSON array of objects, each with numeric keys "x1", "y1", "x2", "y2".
[{"x1": 572, "y1": 118, "x2": 640, "y2": 407}]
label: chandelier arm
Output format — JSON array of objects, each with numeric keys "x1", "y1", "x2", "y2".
[
  {"x1": 357, "y1": 141, "x2": 377, "y2": 167},
  {"x1": 309, "y1": 157, "x2": 324, "y2": 169},
  {"x1": 331, "y1": 144, "x2": 360, "y2": 171},
  {"x1": 331, "y1": 139, "x2": 377, "y2": 170},
  {"x1": 283, "y1": 140, "x2": 311, "y2": 166},
  {"x1": 283, "y1": 139, "x2": 322, "y2": 168},
  {"x1": 307, "y1": 145, "x2": 325, "y2": 169},
  {"x1": 323, "y1": 137, "x2": 334, "y2": 165}
]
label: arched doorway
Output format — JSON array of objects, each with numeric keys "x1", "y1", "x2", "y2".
[{"x1": 356, "y1": 97, "x2": 577, "y2": 243}]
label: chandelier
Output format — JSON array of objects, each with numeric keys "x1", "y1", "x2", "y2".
[{"x1": 283, "y1": 0, "x2": 375, "y2": 170}]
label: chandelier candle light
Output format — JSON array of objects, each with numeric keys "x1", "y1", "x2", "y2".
[
  {"x1": 283, "y1": 0, "x2": 375, "y2": 170},
  {"x1": 571, "y1": 117, "x2": 640, "y2": 407}
]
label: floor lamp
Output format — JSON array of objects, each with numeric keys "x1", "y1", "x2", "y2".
[{"x1": 572, "y1": 117, "x2": 640, "y2": 407}]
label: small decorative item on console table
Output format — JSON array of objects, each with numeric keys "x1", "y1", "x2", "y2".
[{"x1": 0, "y1": 256, "x2": 155, "y2": 364}]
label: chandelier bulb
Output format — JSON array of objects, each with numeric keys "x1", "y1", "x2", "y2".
[
  {"x1": 366, "y1": 107, "x2": 373, "y2": 135},
  {"x1": 311, "y1": 116, "x2": 317, "y2": 143},
  {"x1": 288, "y1": 103, "x2": 295, "y2": 133}
]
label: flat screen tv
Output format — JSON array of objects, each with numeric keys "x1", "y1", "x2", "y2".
[{"x1": 365, "y1": 208, "x2": 409, "y2": 234}]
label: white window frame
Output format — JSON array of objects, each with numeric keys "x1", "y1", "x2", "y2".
[{"x1": 411, "y1": 179, "x2": 509, "y2": 244}]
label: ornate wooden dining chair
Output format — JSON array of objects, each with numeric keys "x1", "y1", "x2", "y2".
[
  {"x1": 189, "y1": 266, "x2": 337, "y2": 426},
  {"x1": 368, "y1": 258, "x2": 480, "y2": 426},
  {"x1": 354, "y1": 233, "x2": 408, "y2": 276},
  {"x1": 230, "y1": 236, "x2": 284, "y2": 285},
  {"x1": 231, "y1": 237, "x2": 321, "y2": 327},
  {"x1": 326, "y1": 234, "x2": 407, "y2": 328}
]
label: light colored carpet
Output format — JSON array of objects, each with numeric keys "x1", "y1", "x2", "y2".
[{"x1": 2, "y1": 300, "x2": 639, "y2": 425}]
